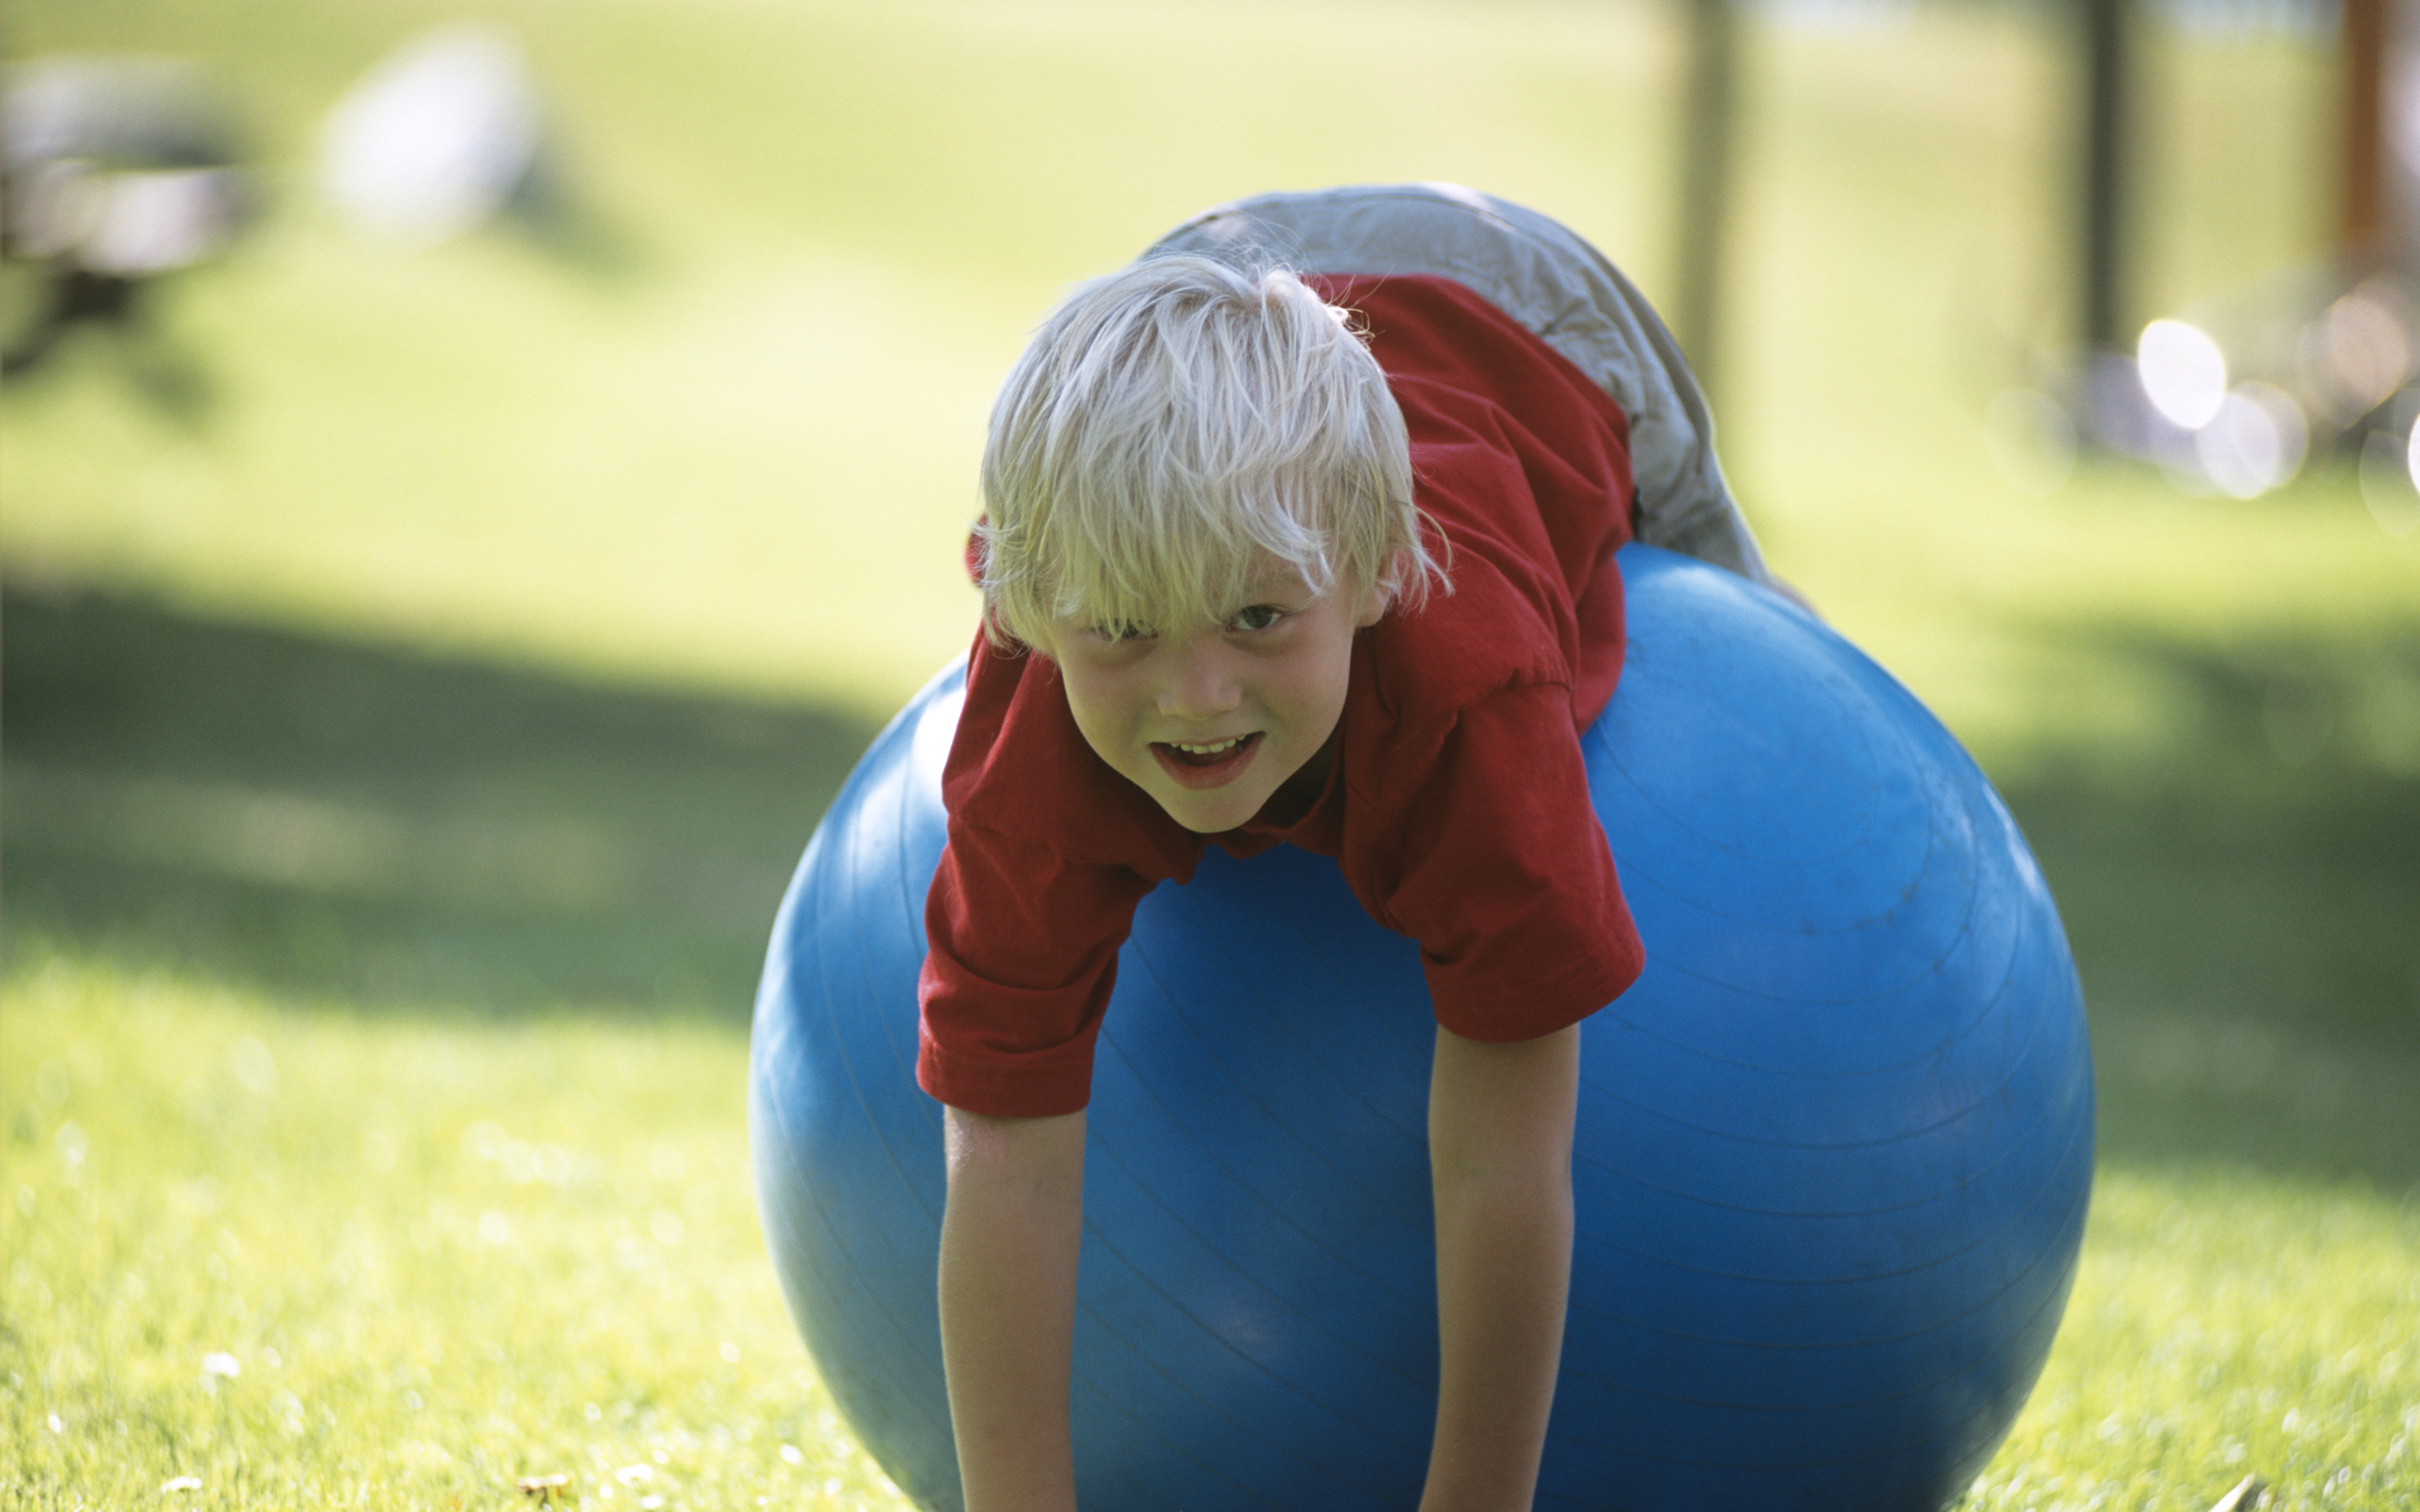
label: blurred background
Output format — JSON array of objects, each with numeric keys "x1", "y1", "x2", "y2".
[
  {"x1": 8, "y1": 0, "x2": 2413, "y2": 1160},
  {"x1": 3, "y1": 0, "x2": 2416, "y2": 1502}
]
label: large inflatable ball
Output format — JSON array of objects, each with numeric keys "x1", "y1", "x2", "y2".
[{"x1": 750, "y1": 544, "x2": 2093, "y2": 1512}]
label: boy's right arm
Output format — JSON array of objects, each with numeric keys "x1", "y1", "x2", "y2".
[{"x1": 939, "y1": 1104, "x2": 1086, "y2": 1512}]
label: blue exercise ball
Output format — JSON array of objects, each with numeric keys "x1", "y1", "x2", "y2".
[{"x1": 750, "y1": 543, "x2": 2093, "y2": 1512}]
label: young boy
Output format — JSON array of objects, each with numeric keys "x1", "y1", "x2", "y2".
[{"x1": 916, "y1": 183, "x2": 1776, "y2": 1512}]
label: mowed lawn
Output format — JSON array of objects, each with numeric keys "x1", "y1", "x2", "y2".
[{"x1": 4, "y1": 0, "x2": 2416, "y2": 1507}]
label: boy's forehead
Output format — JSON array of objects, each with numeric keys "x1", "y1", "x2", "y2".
[{"x1": 1056, "y1": 560, "x2": 1323, "y2": 626}]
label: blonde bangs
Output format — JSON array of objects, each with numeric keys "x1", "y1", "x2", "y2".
[{"x1": 978, "y1": 254, "x2": 1441, "y2": 650}]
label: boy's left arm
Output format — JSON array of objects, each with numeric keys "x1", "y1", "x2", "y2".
[{"x1": 1419, "y1": 1021, "x2": 1582, "y2": 1512}]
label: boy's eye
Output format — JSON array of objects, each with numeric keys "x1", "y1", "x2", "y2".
[
  {"x1": 1230, "y1": 604, "x2": 1283, "y2": 632},
  {"x1": 1094, "y1": 619, "x2": 1153, "y2": 643}
]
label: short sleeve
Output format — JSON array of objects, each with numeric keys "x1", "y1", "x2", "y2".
[
  {"x1": 1380, "y1": 682, "x2": 1643, "y2": 1041},
  {"x1": 917, "y1": 822, "x2": 1156, "y2": 1118}
]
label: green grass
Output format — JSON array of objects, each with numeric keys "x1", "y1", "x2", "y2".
[
  {"x1": 3, "y1": 948, "x2": 905, "y2": 1507},
  {"x1": 1, "y1": 975, "x2": 2407, "y2": 1512},
  {"x1": 1985, "y1": 1168, "x2": 2418, "y2": 1512},
  {"x1": 5, "y1": 0, "x2": 2418, "y2": 1506}
]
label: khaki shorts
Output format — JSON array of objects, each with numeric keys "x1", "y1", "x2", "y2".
[{"x1": 1144, "y1": 182, "x2": 1772, "y2": 587}]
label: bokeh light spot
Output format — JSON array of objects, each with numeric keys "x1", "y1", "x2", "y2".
[
  {"x1": 2313, "y1": 283, "x2": 2416, "y2": 421},
  {"x1": 2137, "y1": 318, "x2": 2228, "y2": 430},
  {"x1": 2193, "y1": 384, "x2": 2307, "y2": 498}
]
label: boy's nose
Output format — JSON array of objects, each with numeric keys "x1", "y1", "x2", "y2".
[{"x1": 1156, "y1": 639, "x2": 1242, "y2": 721}]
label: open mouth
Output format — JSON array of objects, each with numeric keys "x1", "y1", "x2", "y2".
[
  {"x1": 1150, "y1": 731, "x2": 1261, "y2": 787},
  {"x1": 1162, "y1": 733, "x2": 1254, "y2": 766}
]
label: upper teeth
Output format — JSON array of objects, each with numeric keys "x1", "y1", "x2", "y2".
[{"x1": 1169, "y1": 736, "x2": 1244, "y2": 754}]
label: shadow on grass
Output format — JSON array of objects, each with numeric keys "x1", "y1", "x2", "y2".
[
  {"x1": 2, "y1": 576, "x2": 883, "y2": 1025},
  {"x1": 6, "y1": 576, "x2": 2416, "y2": 1190},
  {"x1": 1991, "y1": 622, "x2": 2420, "y2": 1195}
]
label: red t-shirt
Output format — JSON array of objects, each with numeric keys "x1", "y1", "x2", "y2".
[{"x1": 917, "y1": 274, "x2": 1645, "y2": 1118}]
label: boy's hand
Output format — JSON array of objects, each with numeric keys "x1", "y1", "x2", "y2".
[
  {"x1": 1421, "y1": 1023, "x2": 1582, "y2": 1512},
  {"x1": 940, "y1": 1105, "x2": 1086, "y2": 1512}
]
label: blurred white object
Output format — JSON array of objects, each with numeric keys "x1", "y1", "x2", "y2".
[
  {"x1": 2136, "y1": 318, "x2": 2229, "y2": 429},
  {"x1": 1, "y1": 56, "x2": 249, "y2": 273},
  {"x1": 2307, "y1": 281, "x2": 2417, "y2": 421},
  {"x1": 320, "y1": 26, "x2": 541, "y2": 245},
  {"x1": 2193, "y1": 383, "x2": 2308, "y2": 498},
  {"x1": 19, "y1": 164, "x2": 241, "y2": 274}
]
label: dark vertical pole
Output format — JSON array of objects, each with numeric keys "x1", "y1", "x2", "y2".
[
  {"x1": 2080, "y1": 0, "x2": 2131, "y2": 353},
  {"x1": 1676, "y1": 0, "x2": 1739, "y2": 394},
  {"x1": 2342, "y1": 0, "x2": 2389, "y2": 268}
]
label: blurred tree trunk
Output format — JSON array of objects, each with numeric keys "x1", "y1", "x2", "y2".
[
  {"x1": 2342, "y1": 0, "x2": 2389, "y2": 269},
  {"x1": 2081, "y1": 0, "x2": 2131, "y2": 352},
  {"x1": 1675, "y1": 0, "x2": 1738, "y2": 396}
]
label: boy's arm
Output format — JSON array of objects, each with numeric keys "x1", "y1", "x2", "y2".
[
  {"x1": 1420, "y1": 1022, "x2": 1582, "y2": 1512},
  {"x1": 939, "y1": 1105, "x2": 1086, "y2": 1512}
]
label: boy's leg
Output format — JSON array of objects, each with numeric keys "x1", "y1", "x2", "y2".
[{"x1": 1144, "y1": 183, "x2": 1774, "y2": 588}]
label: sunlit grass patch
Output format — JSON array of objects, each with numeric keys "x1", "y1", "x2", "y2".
[
  {"x1": 0, "y1": 943, "x2": 912, "y2": 1509},
  {"x1": 9, "y1": 932, "x2": 2420, "y2": 1510},
  {"x1": 1970, "y1": 1166, "x2": 2420, "y2": 1511}
]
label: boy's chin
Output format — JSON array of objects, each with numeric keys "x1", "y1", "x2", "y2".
[
  {"x1": 1152, "y1": 795, "x2": 1256, "y2": 834},
  {"x1": 1145, "y1": 780, "x2": 1276, "y2": 835}
]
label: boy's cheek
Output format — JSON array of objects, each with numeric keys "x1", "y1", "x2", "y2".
[{"x1": 1058, "y1": 684, "x2": 1136, "y2": 773}]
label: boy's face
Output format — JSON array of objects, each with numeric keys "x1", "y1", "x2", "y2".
[{"x1": 1045, "y1": 567, "x2": 1384, "y2": 833}]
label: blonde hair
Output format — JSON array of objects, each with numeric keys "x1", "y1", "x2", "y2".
[{"x1": 976, "y1": 253, "x2": 1444, "y2": 650}]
